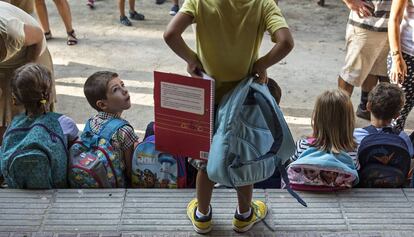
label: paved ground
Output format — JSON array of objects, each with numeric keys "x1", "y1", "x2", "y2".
[
  {"x1": 1, "y1": 189, "x2": 414, "y2": 236},
  {"x1": 44, "y1": 0, "x2": 414, "y2": 139}
]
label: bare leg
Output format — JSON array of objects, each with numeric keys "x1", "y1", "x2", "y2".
[
  {"x1": 338, "y1": 76, "x2": 354, "y2": 96},
  {"x1": 34, "y1": 0, "x2": 51, "y2": 33},
  {"x1": 196, "y1": 170, "x2": 215, "y2": 214},
  {"x1": 237, "y1": 184, "x2": 253, "y2": 213},
  {"x1": 172, "y1": 0, "x2": 178, "y2": 5},
  {"x1": 128, "y1": 0, "x2": 135, "y2": 12},
  {"x1": 119, "y1": 0, "x2": 125, "y2": 17},
  {"x1": 361, "y1": 74, "x2": 379, "y2": 93},
  {"x1": 52, "y1": 0, "x2": 73, "y2": 33}
]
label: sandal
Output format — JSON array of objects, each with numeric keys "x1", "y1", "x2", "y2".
[
  {"x1": 44, "y1": 31, "x2": 52, "y2": 40},
  {"x1": 67, "y1": 30, "x2": 78, "y2": 46},
  {"x1": 129, "y1": 10, "x2": 145, "y2": 21}
]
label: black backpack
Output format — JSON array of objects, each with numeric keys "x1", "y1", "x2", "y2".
[{"x1": 357, "y1": 125, "x2": 411, "y2": 188}]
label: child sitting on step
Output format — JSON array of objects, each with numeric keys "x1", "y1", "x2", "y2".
[
  {"x1": 290, "y1": 89, "x2": 360, "y2": 169},
  {"x1": 83, "y1": 71, "x2": 139, "y2": 183}
]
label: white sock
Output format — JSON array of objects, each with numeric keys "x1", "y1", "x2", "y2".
[
  {"x1": 196, "y1": 206, "x2": 211, "y2": 218},
  {"x1": 237, "y1": 207, "x2": 252, "y2": 219}
]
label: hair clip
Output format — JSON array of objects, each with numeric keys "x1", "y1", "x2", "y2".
[{"x1": 39, "y1": 99, "x2": 47, "y2": 104}]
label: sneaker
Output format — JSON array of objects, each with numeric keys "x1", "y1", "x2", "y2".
[
  {"x1": 356, "y1": 105, "x2": 371, "y2": 121},
  {"x1": 186, "y1": 199, "x2": 212, "y2": 234},
  {"x1": 169, "y1": 5, "x2": 179, "y2": 16},
  {"x1": 129, "y1": 10, "x2": 145, "y2": 21},
  {"x1": 120, "y1": 16, "x2": 132, "y2": 26},
  {"x1": 232, "y1": 200, "x2": 268, "y2": 233},
  {"x1": 155, "y1": 0, "x2": 166, "y2": 4}
]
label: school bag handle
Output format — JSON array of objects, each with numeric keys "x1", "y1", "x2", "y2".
[{"x1": 228, "y1": 82, "x2": 307, "y2": 207}]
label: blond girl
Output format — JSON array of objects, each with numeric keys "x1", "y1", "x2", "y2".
[{"x1": 290, "y1": 89, "x2": 360, "y2": 170}]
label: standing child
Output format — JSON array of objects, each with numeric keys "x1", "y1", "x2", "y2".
[
  {"x1": 290, "y1": 89, "x2": 359, "y2": 170},
  {"x1": 1, "y1": 63, "x2": 78, "y2": 188},
  {"x1": 164, "y1": 0, "x2": 294, "y2": 233},
  {"x1": 118, "y1": 0, "x2": 145, "y2": 26},
  {"x1": 82, "y1": 71, "x2": 139, "y2": 184}
]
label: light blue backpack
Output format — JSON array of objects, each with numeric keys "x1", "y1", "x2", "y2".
[
  {"x1": 287, "y1": 146, "x2": 359, "y2": 191},
  {"x1": 207, "y1": 77, "x2": 306, "y2": 206},
  {"x1": 0, "y1": 112, "x2": 68, "y2": 189}
]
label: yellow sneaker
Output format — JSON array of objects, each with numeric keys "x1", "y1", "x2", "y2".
[
  {"x1": 232, "y1": 200, "x2": 268, "y2": 233},
  {"x1": 186, "y1": 198, "x2": 212, "y2": 234}
]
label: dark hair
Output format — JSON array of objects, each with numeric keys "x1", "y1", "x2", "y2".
[
  {"x1": 84, "y1": 71, "x2": 118, "y2": 111},
  {"x1": 368, "y1": 83, "x2": 405, "y2": 120},
  {"x1": 11, "y1": 63, "x2": 53, "y2": 116},
  {"x1": 267, "y1": 78, "x2": 282, "y2": 105}
]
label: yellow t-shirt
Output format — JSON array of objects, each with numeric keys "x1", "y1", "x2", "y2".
[{"x1": 180, "y1": 0, "x2": 288, "y2": 101}]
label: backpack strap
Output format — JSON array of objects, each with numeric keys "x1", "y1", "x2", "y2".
[
  {"x1": 363, "y1": 125, "x2": 399, "y2": 135},
  {"x1": 252, "y1": 86, "x2": 307, "y2": 207},
  {"x1": 83, "y1": 119, "x2": 93, "y2": 133},
  {"x1": 98, "y1": 118, "x2": 129, "y2": 141}
]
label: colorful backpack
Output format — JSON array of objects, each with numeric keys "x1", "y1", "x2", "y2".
[
  {"x1": 357, "y1": 125, "x2": 411, "y2": 188},
  {"x1": 286, "y1": 146, "x2": 359, "y2": 191},
  {"x1": 131, "y1": 134, "x2": 187, "y2": 188},
  {"x1": 206, "y1": 77, "x2": 306, "y2": 206},
  {"x1": 0, "y1": 112, "x2": 68, "y2": 189},
  {"x1": 68, "y1": 118, "x2": 128, "y2": 188}
]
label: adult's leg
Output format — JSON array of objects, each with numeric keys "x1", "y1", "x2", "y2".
[
  {"x1": 128, "y1": 0, "x2": 135, "y2": 12},
  {"x1": 359, "y1": 74, "x2": 378, "y2": 110},
  {"x1": 396, "y1": 53, "x2": 414, "y2": 131},
  {"x1": 52, "y1": 0, "x2": 74, "y2": 33},
  {"x1": 119, "y1": 0, "x2": 125, "y2": 17},
  {"x1": 338, "y1": 76, "x2": 354, "y2": 96},
  {"x1": 34, "y1": 0, "x2": 50, "y2": 33},
  {"x1": 196, "y1": 170, "x2": 215, "y2": 214}
]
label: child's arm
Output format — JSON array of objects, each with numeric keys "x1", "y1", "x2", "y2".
[
  {"x1": 252, "y1": 28, "x2": 294, "y2": 84},
  {"x1": 164, "y1": 13, "x2": 203, "y2": 77},
  {"x1": 123, "y1": 146, "x2": 134, "y2": 180}
]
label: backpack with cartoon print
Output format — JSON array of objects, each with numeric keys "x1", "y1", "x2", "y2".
[
  {"x1": 68, "y1": 118, "x2": 128, "y2": 188},
  {"x1": 131, "y1": 133, "x2": 187, "y2": 188}
]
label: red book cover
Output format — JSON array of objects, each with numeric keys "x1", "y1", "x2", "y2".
[{"x1": 154, "y1": 71, "x2": 214, "y2": 160}]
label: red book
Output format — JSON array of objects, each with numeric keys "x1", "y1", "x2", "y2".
[{"x1": 154, "y1": 71, "x2": 214, "y2": 160}]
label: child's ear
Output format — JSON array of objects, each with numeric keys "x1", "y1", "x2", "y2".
[
  {"x1": 96, "y1": 100, "x2": 107, "y2": 111},
  {"x1": 366, "y1": 102, "x2": 372, "y2": 112}
]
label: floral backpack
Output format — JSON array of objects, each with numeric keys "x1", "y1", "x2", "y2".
[{"x1": 286, "y1": 139, "x2": 359, "y2": 191}]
